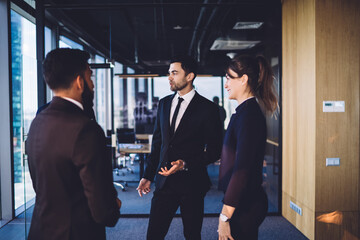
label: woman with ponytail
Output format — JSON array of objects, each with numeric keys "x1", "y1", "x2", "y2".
[{"x1": 217, "y1": 55, "x2": 278, "y2": 240}]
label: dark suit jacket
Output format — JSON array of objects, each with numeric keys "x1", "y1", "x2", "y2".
[
  {"x1": 26, "y1": 97, "x2": 120, "y2": 240},
  {"x1": 143, "y1": 92, "x2": 223, "y2": 194}
]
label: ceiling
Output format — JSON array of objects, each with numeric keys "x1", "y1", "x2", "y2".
[{"x1": 43, "y1": 0, "x2": 281, "y2": 75}]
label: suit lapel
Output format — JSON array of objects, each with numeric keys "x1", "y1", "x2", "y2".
[{"x1": 163, "y1": 94, "x2": 176, "y2": 140}]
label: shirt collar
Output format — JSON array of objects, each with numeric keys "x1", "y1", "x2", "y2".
[
  {"x1": 61, "y1": 97, "x2": 84, "y2": 110},
  {"x1": 177, "y1": 88, "x2": 196, "y2": 103}
]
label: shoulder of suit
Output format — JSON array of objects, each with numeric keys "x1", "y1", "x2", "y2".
[
  {"x1": 196, "y1": 93, "x2": 218, "y2": 108},
  {"x1": 165, "y1": 94, "x2": 175, "y2": 100},
  {"x1": 160, "y1": 94, "x2": 175, "y2": 103}
]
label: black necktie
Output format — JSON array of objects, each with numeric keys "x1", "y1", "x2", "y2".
[{"x1": 170, "y1": 97, "x2": 184, "y2": 136}]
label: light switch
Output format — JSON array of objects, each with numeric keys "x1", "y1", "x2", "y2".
[
  {"x1": 323, "y1": 101, "x2": 345, "y2": 112},
  {"x1": 326, "y1": 158, "x2": 340, "y2": 166}
]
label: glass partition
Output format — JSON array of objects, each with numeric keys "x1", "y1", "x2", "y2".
[
  {"x1": 113, "y1": 62, "x2": 124, "y2": 130},
  {"x1": 11, "y1": 9, "x2": 37, "y2": 213},
  {"x1": 10, "y1": 9, "x2": 38, "y2": 239}
]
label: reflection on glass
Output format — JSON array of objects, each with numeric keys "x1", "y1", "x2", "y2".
[{"x1": 11, "y1": 10, "x2": 37, "y2": 210}]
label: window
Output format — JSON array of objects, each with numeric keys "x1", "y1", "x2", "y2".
[
  {"x1": 23, "y1": 0, "x2": 35, "y2": 8},
  {"x1": 44, "y1": 26, "x2": 52, "y2": 56},
  {"x1": 59, "y1": 35, "x2": 83, "y2": 50},
  {"x1": 93, "y1": 55, "x2": 106, "y2": 130},
  {"x1": 126, "y1": 67, "x2": 135, "y2": 128},
  {"x1": 44, "y1": 26, "x2": 54, "y2": 101},
  {"x1": 113, "y1": 62, "x2": 124, "y2": 129},
  {"x1": 10, "y1": 9, "x2": 37, "y2": 211}
]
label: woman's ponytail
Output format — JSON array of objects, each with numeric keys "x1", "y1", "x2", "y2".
[{"x1": 255, "y1": 55, "x2": 278, "y2": 115}]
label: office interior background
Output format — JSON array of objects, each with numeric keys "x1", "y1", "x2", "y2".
[{"x1": 0, "y1": 0, "x2": 359, "y2": 239}]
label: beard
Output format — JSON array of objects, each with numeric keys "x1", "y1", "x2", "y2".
[
  {"x1": 170, "y1": 79, "x2": 188, "y2": 92},
  {"x1": 82, "y1": 80, "x2": 95, "y2": 119}
]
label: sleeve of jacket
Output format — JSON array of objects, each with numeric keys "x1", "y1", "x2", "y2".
[
  {"x1": 142, "y1": 99, "x2": 163, "y2": 181},
  {"x1": 72, "y1": 120, "x2": 120, "y2": 227},
  {"x1": 185, "y1": 103, "x2": 223, "y2": 170}
]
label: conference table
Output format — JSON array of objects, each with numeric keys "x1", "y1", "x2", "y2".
[{"x1": 118, "y1": 143, "x2": 151, "y2": 181}]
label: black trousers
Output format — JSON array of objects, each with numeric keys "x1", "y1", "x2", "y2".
[
  {"x1": 146, "y1": 188, "x2": 205, "y2": 240},
  {"x1": 229, "y1": 188, "x2": 268, "y2": 240}
]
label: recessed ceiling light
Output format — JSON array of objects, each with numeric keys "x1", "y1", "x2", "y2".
[
  {"x1": 210, "y1": 39, "x2": 260, "y2": 50},
  {"x1": 233, "y1": 22, "x2": 264, "y2": 30}
]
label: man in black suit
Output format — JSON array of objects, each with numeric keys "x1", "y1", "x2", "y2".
[
  {"x1": 137, "y1": 55, "x2": 223, "y2": 239},
  {"x1": 26, "y1": 48, "x2": 121, "y2": 240}
]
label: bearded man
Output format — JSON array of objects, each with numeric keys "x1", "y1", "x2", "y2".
[{"x1": 137, "y1": 55, "x2": 223, "y2": 240}]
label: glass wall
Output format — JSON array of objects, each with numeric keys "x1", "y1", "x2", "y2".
[
  {"x1": 44, "y1": 27, "x2": 52, "y2": 56},
  {"x1": 126, "y1": 68, "x2": 135, "y2": 128},
  {"x1": 10, "y1": 9, "x2": 37, "y2": 211},
  {"x1": 113, "y1": 62, "x2": 124, "y2": 130},
  {"x1": 44, "y1": 26, "x2": 54, "y2": 102},
  {"x1": 93, "y1": 55, "x2": 106, "y2": 131}
]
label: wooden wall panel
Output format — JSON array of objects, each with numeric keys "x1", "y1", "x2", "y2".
[
  {"x1": 315, "y1": 0, "x2": 360, "y2": 212},
  {"x1": 283, "y1": 192, "x2": 315, "y2": 239},
  {"x1": 282, "y1": 0, "x2": 316, "y2": 239},
  {"x1": 282, "y1": 0, "x2": 360, "y2": 239}
]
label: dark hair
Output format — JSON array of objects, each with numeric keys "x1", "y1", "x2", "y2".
[
  {"x1": 170, "y1": 55, "x2": 198, "y2": 81},
  {"x1": 226, "y1": 54, "x2": 278, "y2": 114},
  {"x1": 43, "y1": 48, "x2": 90, "y2": 90}
]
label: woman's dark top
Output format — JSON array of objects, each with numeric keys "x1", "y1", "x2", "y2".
[{"x1": 219, "y1": 97, "x2": 267, "y2": 208}]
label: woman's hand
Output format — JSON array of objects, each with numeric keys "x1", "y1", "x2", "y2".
[{"x1": 218, "y1": 220, "x2": 234, "y2": 240}]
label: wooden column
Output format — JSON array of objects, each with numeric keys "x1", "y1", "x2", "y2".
[{"x1": 282, "y1": 0, "x2": 360, "y2": 239}]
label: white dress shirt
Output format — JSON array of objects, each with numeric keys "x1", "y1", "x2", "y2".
[
  {"x1": 170, "y1": 88, "x2": 196, "y2": 132},
  {"x1": 61, "y1": 97, "x2": 84, "y2": 110}
]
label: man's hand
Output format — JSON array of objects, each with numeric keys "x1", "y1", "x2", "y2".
[
  {"x1": 116, "y1": 198, "x2": 122, "y2": 209},
  {"x1": 158, "y1": 159, "x2": 185, "y2": 176},
  {"x1": 136, "y1": 178, "x2": 151, "y2": 197}
]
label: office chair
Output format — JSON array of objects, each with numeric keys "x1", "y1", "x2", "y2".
[
  {"x1": 114, "y1": 128, "x2": 137, "y2": 191},
  {"x1": 105, "y1": 131, "x2": 126, "y2": 192}
]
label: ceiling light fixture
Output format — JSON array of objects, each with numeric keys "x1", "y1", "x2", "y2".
[
  {"x1": 226, "y1": 52, "x2": 236, "y2": 59},
  {"x1": 210, "y1": 39, "x2": 260, "y2": 51},
  {"x1": 233, "y1": 22, "x2": 263, "y2": 30},
  {"x1": 173, "y1": 25, "x2": 183, "y2": 30}
]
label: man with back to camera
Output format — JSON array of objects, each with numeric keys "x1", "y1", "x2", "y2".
[
  {"x1": 136, "y1": 55, "x2": 223, "y2": 239},
  {"x1": 26, "y1": 48, "x2": 121, "y2": 240}
]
